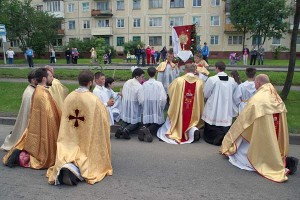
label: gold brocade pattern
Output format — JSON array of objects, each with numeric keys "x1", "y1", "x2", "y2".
[
  {"x1": 156, "y1": 61, "x2": 176, "y2": 72},
  {"x1": 47, "y1": 91, "x2": 112, "y2": 185},
  {"x1": 196, "y1": 61, "x2": 210, "y2": 76},
  {"x1": 167, "y1": 74, "x2": 205, "y2": 142},
  {"x1": 220, "y1": 83, "x2": 289, "y2": 182},
  {"x1": 49, "y1": 78, "x2": 69, "y2": 110},
  {"x1": 3, "y1": 85, "x2": 61, "y2": 169}
]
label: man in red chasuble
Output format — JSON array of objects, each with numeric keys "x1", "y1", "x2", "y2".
[{"x1": 157, "y1": 63, "x2": 205, "y2": 144}]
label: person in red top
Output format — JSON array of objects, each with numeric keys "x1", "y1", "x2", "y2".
[{"x1": 146, "y1": 45, "x2": 151, "y2": 65}]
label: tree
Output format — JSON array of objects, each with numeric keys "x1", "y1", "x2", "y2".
[
  {"x1": 0, "y1": 0, "x2": 60, "y2": 57},
  {"x1": 281, "y1": 0, "x2": 300, "y2": 100},
  {"x1": 229, "y1": 0, "x2": 291, "y2": 46},
  {"x1": 123, "y1": 40, "x2": 145, "y2": 55}
]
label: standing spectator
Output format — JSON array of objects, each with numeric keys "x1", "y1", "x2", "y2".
[
  {"x1": 50, "y1": 48, "x2": 56, "y2": 64},
  {"x1": 242, "y1": 47, "x2": 249, "y2": 65},
  {"x1": 108, "y1": 49, "x2": 112, "y2": 64},
  {"x1": 134, "y1": 45, "x2": 142, "y2": 66},
  {"x1": 250, "y1": 45, "x2": 257, "y2": 65},
  {"x1": 160, "y1": 46, "x2": 167, "y2": 62},
  {"x1": 71, "y1": 48, "x2": 75, "y2": 64},
  {"x1": 25, "y1": 47, "x2": 34, "y2": 68},
  {"x1": 73, "y1": 48, "x2": 79, "y2": 64},
  {"x1": 6, "y1": 48, "x2": 15, "y2": 64},
  {"x1": 151, "y1": 46, "x2": 156, "y2": 65},
  {"x1": 90, "y1": 47, "x2": 97, "y2": 63},
  {"x1": 257, "y1": 45, "x2": 265, "y2": 65},
  {"x1": 65, "y1": 48, "x2": 71, "y2": 64},
  {"x1": 141, "y1": 45, "x2": 146, "y2": 66},
  {"x1": 202, "y1": 42, "x2": 210, "y2": 64},
  {"x1": 155, "y1": 51, "x2": 160, "y2": 64},
  {"x1": 146, "y1": 45, "x2": 151, "y2": 65}
]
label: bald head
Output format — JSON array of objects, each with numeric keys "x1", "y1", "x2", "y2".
[
  {"x1": 184, "y1": 63, "x2": 196, "y2": 73},
  {"x1": 45, "y1": 65, "x2": 54, "y2": 76},
  {"x1": 255, "y1": 74, "x2": 270, "y2": 89}
]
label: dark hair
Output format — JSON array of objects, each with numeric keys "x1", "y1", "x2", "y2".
[
  {"x1": 215, "y1": 61, "x2": 226, "y2": 71},
  {"x1": 245, "y1": 67, "x2": 256, "y2": 78},
  {"x1": 105, "y1": 77, "x2": 115, "y2": 88},
  {"x1": 194, "y1": 52, "x2": 202, "y2": 58},
  {"x1": 147, "y1": 67, "x2": 156, "y2": 77},
  {"x1": 230, "y1": 70, "x2": 242, "y2": 85},
  {"x1": 35, "y1": 68, "x2": 48, "y2": 83},
  {"x1": 27, "y1": 69, "x2": 36, "y2": 83},
  {"x1": 167, "y1": 48, "x2": 173, "y2": 54},
  {"x1": 132, "y1": 68, "x2": 144, "y2": 78},
  {"x1": 94, "y1": 72, "x2": 105, "y2": 80},
  {"x1": 78, "y1": 70, "x2": 94, "y2": 86}
]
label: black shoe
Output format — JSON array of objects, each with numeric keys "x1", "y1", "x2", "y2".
[
  {"x1": 286, "y1": 156, "x2": 299, "y2": 175},
  {"x1": 123, "y1": 128, "x2": 131, "y2": 140},
  {"x1": 193, "y1": 130, "x2": 201, "y2": 143},
  {"x1": 6, "y1": 149, "x2": 21, "y2": 168},
  {"x1": 138, "y1": 127, "x2": 146, "y2": 141},
  {"x1": 58, "y1": 168, "x2": 79, "y2": 186},
  {"x1": 144, "y1": 128, "x2": 153, "y2": 143},
  {"x1": 115, "y1": 128, "x2": 124, "y2": 139}
]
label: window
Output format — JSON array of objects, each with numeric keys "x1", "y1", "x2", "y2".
[
  {"x1": 170, "y1": 17, "x2": 184, "y2": 26},
  {"x1": 149, "y1": 36, "x2": 162, "y2": 46},
  {"x1": 117, "y1": 0, "x2": 124, "y2": 10},
  {"x1": 117, "y1": 37, "x2": 124, "y2": 46},
  {"x1": 211, "y1": 0, "x2": 220, "y2": 6},
  {"x1": 196, "y1": 35, "x2": 201, "y2": 44},
  {"x1": 297, "y1": 35, "x2": 300, "y2": 44},
  {"x1": 170, "y1": 0, "x2": 184, "y2": 8},
  {"x1": 117, "y1": 19, "x2": 125, "y2": 28},
  {"x1": 149, "y1": 17, "x2": 162, "y2": 27},
  {"x1": 52, "y1": 39, "x2": 63, "y2": 46},
  {"x1": 228, "y1": 36, "x2": 243, "y2": 45},
  {"x1": 82, "y1": 2, "x2": 89, "y2": 12},
  {"x1": 98, "y1": 19, "x2": 109, "y2": 27},
  {"x1": 192, "y1": 16, "x2": 201, "y2": 26},
  {"x1": 10, "y1": 40, "x2": 20, "y2": 47},
  {"x1": 68, "y1": 3, "x2": 74, "y2": 12},
  {"x1": 210, "y1": 16, "x2": 220, "y2": 26},
  {"x1": 193, "y1": 0, "x2": 201, "y2": 7},
  {"x1": 210, "y1": 35, "x2": 219, "y2": 45},
  {"x1": 69, "y1": 20, "x2": 75, "y2": 30},
  {"x1": 46, "y1": 1, "x2": 61, "y2": 12},
  {"x1": 37, "y1": 5, "x2": 43, "y2": 11},
  {"x1": 149, "y1": 0, "x2": 162, "y2": 8},
  {"x1": 252, "y1": 35, "x2": 262, "y2": 45},
  {"x1": 133, "y1": 36, "x2": 141, "y2": 42},
  {"x1": 97, "y1": 1, "x2": 109, "y2": 10},
  {"x1": 133, "y1": 0, "x2": 141, "y2": 10},
  {"x1": 133, "y1": 18, "x2": 141, "y2": 27},
  {"x1": 83, "y1": 20, "x2": 90, "y2": 29},
  {"x1": 272, "y1": 37, "x2": 281, "y2": 45}
]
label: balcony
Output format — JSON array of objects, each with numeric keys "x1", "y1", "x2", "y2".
[
  {"x1": 57, "y1": 29, "x2": 65, "y2": 35},
  {"x1": 91, "y1": 27, "x2": 113, "y2": 36},
  {"x1": 224, "y1": 24, "x2": 237, "y2": 32},
  {"x1": 91, "y1": 9, "x2": 113, "y2": 17},
  {"x1": 47, "y1": 11, "x2": 64, "y2": 18}
]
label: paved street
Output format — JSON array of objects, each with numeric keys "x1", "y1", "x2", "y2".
[{"x1": 0, "y1": 124, "x2": 299, "y2": 200}]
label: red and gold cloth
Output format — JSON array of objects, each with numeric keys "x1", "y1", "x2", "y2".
[{"x1": 156, "y1": 61, "x2": 177, "y2": 72}]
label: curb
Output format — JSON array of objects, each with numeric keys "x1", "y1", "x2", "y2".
[{"x1": 0, "y1": 117, "x2": 299, "y2": 145}]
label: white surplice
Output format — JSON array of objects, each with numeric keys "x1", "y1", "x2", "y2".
[
  {"x1": 202, "y1": 72, "x2": 237, "y2": 126},
  {"x1": 107, "y1": 88, "x2": 121, "y2": 122},
  {"x1": 93, "y1": 85, "x2": 114, "y2": 125},
  {"x1": 198, "y1": 73, "x2": 208, "y2": 82},
  {"x1": 121, "y1": 78, "x2": 144, "y2": 124},
  {"x1": 1, "y1": 85, "x2": 35, "y2": 151},
  {"x1": 142, "y1": 78, "x2": 167, "y2": 124},
  {"x1": 157, "y1": 63, "x2": 180, "y2": 93},
  {"x1": 233, "y1": 81, "x2": 256, "y2": 114}
]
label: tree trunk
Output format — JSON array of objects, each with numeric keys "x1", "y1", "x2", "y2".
[{"x1": 281, "y1": 0, "x2": 300, "y2": 100}]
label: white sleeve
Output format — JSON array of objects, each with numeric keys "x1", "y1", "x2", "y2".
[
  {"x1": 233, "y1": 85, "x2": 242, "y2": 106},
  {"x1": 203, "y1": 78, "x2": 214, "y2": 99},
  {"x1": 137, "y1": 86, "x2": 144, "y2": 105},
  {"x1": 160, "y1": 84, "x2": 167, "y2": 107}
]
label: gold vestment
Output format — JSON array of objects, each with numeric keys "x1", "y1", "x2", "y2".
[
  {"x1": 156, "y1": 61, "x2": 176, "y2": 72},
  {"x1": 49, "y1": 78, "x2": 69, "y2": 110}
]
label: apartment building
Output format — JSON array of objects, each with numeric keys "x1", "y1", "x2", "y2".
[{"x1": 3, "y1": 0, "x2": 299, "y2": 56}]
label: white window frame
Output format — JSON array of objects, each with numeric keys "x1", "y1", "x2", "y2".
[
  {"x1": 228, "y1": 36, "x2": 243, "y2": 45},
  {"x1": 46, "y1": 1, "x2": 61, "y2": 12},
  {"x1": 83, "y1": 20, "x2": 90, "y2": 29},
  {"x1": 149, "y1": 36, "x2": 162, "y2": 46},
  {"x1": 82, "y1": 2, "x2": 89, "y2": 12},
  {"x1": 193, "y1": 0, "x2": 201, "y2": 7},
  {"x1": 210, "y1": 16, "x2": 220, "y2": 26},
  {"x1": 211, "y1": 0, "x2": 220, "y2": 6},
  {"x1": 133, "y1": 0, "x2": 141, "y2": 10},
  {"x1": 192, "y1": 16, "x2": 201, "y2": 26},
  {"x1": 170, "y1": 0, "x2": 184, "y2": 8},
  {"x1": 97, "y1": 1, "x2": 109, "y2": 10},
  {"x1": 297, "y1": 35, "x2": 300, "y2": 44},
  {"x1": 117, "y1": 0, "x2": 125, "y2": 10},
  {"x1": 170, "y1": 17, "x2": 184, "y2": 26},
  {"x1": 272, "y1": 37, "x2": 281, "y2": 45},
  {"x1": 149, "y1": 0, "x2": 163, "y2": 9},
  {"x1": 69, "y1": 20, "x2": 75, "y2": 30},
  {"x1": 149, "y1": 17, "x2": 162, "y2": 27},
  {"x1": 68, "y1": 3, "x2": 75, "y2": 13},
  {"x1": 98, "y1": 19, "x2": 109, "y2": 27},
  {"x1": 117, "y1": 19, "x2": 125, "y2": 28},
  {"x1": 133, "y1": 18, "x2": 141, "y2": 28},
  {"x1": 210, "y1": 35, "x2": 219, "y2": 45}
]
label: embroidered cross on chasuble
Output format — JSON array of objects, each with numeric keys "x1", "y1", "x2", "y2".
[
  {"x1": 181, "y1": 81, "x2": 196, "y2": 142},
  {"x1": 69, "y1": 109, "x2": 85, "y2": 128}
]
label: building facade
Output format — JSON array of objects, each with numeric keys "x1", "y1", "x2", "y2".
[{"x1": 1, "y1": 0, "x2": 299, "y2": 57}]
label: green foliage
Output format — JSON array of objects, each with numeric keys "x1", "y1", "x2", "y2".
[
  {"x1": 0, "y1": 0, "x2": 61, "y2": 57},
  {"x1": 123, "y1": 40, "x2": 145, "y2": 55},
  {"x1": 272, "y1": 46, "x2": 289, "y2": 59}
]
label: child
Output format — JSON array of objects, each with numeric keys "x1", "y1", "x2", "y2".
[{"x1": 105, "y1": 77, "x2": 122, "y2": 123}]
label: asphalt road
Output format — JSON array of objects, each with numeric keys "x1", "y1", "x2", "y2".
[{"x1": 0, "y1": 125, "x2": 299, "y2": 200}]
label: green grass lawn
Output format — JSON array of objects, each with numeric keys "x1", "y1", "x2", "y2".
[
  {"x1": 0, "y1": 81, "x2": 299, "y2": 134},
  {"x1": 0, "y1": 57, "x2": 300, "y2": 67},
  {"x1": 0, "y1": 68, "x2": 299, "y2": 85}
]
